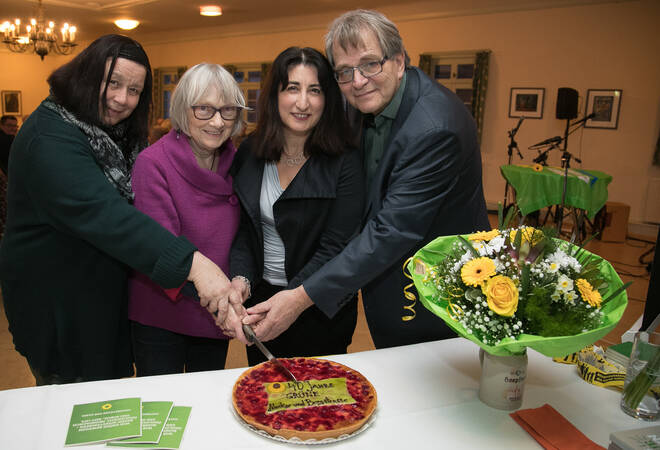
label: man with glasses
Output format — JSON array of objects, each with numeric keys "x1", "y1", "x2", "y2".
[{"x1": 243, "y1": 9, "x2": 489, "y2": 349}]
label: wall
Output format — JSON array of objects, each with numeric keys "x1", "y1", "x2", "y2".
[
  {"x1": 1, "y1": 0, "x2": 658, "y2": 230},
  {"x1": 0, "y1": 52, "x2": 69, "y2": 122}
]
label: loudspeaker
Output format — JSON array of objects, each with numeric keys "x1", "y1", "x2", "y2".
[{"x1": 556, "y1": 87, "x2": 578, "y2": 119}]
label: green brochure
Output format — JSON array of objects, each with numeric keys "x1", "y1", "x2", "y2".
[
  {"x1": 106, "y1": 406, "x2": 191, "y2": 449},
  {"x1": 107, "y1": 401, "x2": 174, "y2": 446},
  {"x1": 65, "y1": 398, "x2": 142, "y2": 446}
]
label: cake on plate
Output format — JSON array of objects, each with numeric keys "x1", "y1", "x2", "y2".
[{"x1": 232, "y1": 357, "x2": 377, "y2": 441}]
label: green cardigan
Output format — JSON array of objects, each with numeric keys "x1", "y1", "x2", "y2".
[{"x1": 0, "y1": 101, "x2": 196, "y2": 381}]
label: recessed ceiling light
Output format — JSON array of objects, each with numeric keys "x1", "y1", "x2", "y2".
[
  {"x1": 200, "y1": 5, "x2": 222, "y2": 17},
  {"x1": 114, "y1": 19, "x2": 140, "y2": 30}
]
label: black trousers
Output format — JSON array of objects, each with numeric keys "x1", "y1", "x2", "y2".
[
  {"x1": 131, "y1": 321, "x2": 229, "y2": 376},
  {"x1": 245, "y1": 281, "x2": 357, "y2": 366},
  {"x1": 29, "y1": 366, "x2": 84, "y2": 386}
]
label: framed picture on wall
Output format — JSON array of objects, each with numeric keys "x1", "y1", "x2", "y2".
[
  {"x1": 1, "y1": 91, "x2": 22, "y2": 116},
  {"x1": 508, "y1": 87, "x2": 544, "y2": 119},
  {"x1": 584, "y1": 89, "x2": 622, "y2": 129}
]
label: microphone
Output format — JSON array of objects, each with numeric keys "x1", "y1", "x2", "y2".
[
  {"x1": 571, "y1": 112, "x2": 596, "y2": 126},
  {"x1": 529, "y1": 136, "x2": 562, "y2": 149}
]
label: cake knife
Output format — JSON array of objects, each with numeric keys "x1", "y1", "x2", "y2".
[
  {"x1": 182, "y1": 282, "x2": 297, "y2": 381},
  {"x1": 242, "y1": 324, "x2": 298, "y2": 382}
]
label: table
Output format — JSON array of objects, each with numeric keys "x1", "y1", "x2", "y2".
[
  {"x1": 500, "y1": 165, "x2": 612, "y2": 220},
  {"x1": 0, "y1": 338, "x2": 651, "y2": 449}
]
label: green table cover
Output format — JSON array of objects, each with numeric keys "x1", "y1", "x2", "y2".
[{"x1": 500, "y1": 165, "x2": 612, "y2": 219}]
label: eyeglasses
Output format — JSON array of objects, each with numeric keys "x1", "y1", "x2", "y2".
[
  {"x1": 334, "y1": 56, "x2": 388, "y2": 83},
  {"x1": 191, "y1": 105, "x2": 243, "y2": 121}
]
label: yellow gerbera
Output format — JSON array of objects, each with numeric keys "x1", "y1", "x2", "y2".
[
  {"x1": 468, "y1": 229, "x2": 500, "y2": 242},
  {"x1": 576, "y1": 278, "x2": 602, "y2": 308},
  {"x1": 509, "y1": 226, "x2": 544, "y2": 246},
  {"x1": 533, "y1": 163, "x2": 544, "y2": 172},
  {"x1": 461, "y1": 257, "x2": 496, "y2": 287}
]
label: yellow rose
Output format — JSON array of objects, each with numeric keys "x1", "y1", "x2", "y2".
[{"x1": 484, "y1": 275, "x2": 519, "y2": 317}]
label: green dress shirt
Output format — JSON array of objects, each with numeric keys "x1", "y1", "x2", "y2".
[{"x1": 363, "y1": 72, "x2": 407, "y2": 185}]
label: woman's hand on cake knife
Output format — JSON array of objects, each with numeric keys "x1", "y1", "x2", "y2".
[{"x1": 243, "y1": 285, "x2": 313, "y2": 342}]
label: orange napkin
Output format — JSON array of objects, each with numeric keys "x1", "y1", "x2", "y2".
[{"x1": 510, "y1": 404, "x2": 605, "y2": 450}]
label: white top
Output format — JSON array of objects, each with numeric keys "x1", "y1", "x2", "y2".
[
  {"x1": 260, "y1": 162, "x2": 287, "y2": 286},
  {"x1": 0, "y1": 338, "x2": 650, "y2": 449}
]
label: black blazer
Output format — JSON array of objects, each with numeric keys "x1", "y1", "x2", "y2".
[
  {"x1": 229, "y1": 136, "x2": 364, "y2": 292},
  {"x1": 304, "y1": 67, "x2": 490, "y2": 346}
]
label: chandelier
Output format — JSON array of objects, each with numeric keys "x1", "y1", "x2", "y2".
[{"x1": 1, "y1": 0, "x2": 77, "y2": 60}]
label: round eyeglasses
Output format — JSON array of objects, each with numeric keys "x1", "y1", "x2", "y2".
[
  {"x1": 334, "y1": 56, "x2": 388, "y2": 84},
  {"x1": 191, "y1": 105, "x2": 243, "y2": 121}
]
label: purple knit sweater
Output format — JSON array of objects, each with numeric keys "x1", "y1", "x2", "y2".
[{"x1": 128, "y1": 128, "x2": 239, "y2": 339}]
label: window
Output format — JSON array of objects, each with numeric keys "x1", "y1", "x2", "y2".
[
  {"x1": 430, "y1": 53, "x2": 476, "y2": 111},
  {"x1": 230, "y1": 63, "x2": 264, "y2": 134},
  {"x1": 152, "y1": 66, "x2": 186, "y2": 122}
]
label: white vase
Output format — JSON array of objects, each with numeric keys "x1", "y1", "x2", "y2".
[{"x1": 478, "y1": 348, "x2": 528, "y2": 410}]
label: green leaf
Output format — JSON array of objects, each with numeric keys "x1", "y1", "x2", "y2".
[
  {"x1": 520, "y1": 263, "x2": 531, "y2": 298},
  {"x1": 503, "y1": 204, "x2": 517, "y2": 229},
  {"x1": 458, "y1": 235, "x2": 480, "y2": 258},
  {"x1": 603, "y1": 281, "x2": 632, "y2": 303}
]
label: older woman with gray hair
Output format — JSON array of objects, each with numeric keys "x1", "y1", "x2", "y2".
[{"x1": 128, "y1": 62, "x2": 249, "y2": 376}]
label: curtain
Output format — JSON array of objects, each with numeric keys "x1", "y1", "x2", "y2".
[
  {"x1": 418, "y1": 54, "x2": 432, "y2": 77},
  {"x1": 151, "y1": 68, "x2": 162, "y2": 125},
  {"x1": 224, "y1": 64, "x2": 237, "y2": 76},
  {"x1": 260, "y1": 63, "x2": 272, "y2": 89},
  {"x1": 472, "y1": 51, "x2": 490, "y2": 145}
]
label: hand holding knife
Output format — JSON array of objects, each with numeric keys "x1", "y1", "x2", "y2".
[{"x1": 183, "y1": 281, "x2": 294, "y2": 380}]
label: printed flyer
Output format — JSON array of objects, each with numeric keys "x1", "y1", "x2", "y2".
[
  {"x1": 107, "y1": 406, "x2": 191, "y2": 449},
  {"x1": 64, "y1": 398, "x2": 142, "y2": 446},
  {"x1": 107, "y1": 401, "x2": 173, "y2": 446}
]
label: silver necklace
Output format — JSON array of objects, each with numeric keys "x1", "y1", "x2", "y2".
[{"x1": 283, "y1": 151, "x2": 306, "y2": 167}]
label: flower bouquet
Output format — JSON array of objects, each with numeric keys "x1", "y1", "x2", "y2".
[{"x1": 405, "y1": 221, "x2": 629, "y2": 409}]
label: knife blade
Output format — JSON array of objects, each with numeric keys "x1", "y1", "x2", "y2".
[{"x1": 242, "y1": 324, "x2": 297, "y2": 382}]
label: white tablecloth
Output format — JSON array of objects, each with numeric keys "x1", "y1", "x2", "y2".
[{"x1": 0, "y1": 338, "x2": 652, "y2": 449}]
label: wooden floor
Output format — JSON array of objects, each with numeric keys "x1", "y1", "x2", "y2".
[{"x1": 0, "y1": 217, "x2": 654, "y2": 391}]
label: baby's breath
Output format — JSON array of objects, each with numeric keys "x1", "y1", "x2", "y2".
[{"x1": 427, "y1": 226, "x2": 604, "y2": 346}]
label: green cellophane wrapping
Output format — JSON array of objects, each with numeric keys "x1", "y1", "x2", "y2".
[{"x1": 407, "y1": 235, "x2": 628, "y2": 357}]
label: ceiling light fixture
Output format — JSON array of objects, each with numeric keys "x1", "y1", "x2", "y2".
[
  {"x1": 0, "y1": 0, "x2": 77, "y2": 61},
  {"x1": 114, "y1": 19, "x2": 140, "y2": 30},
  {"x1": 200, "y1": 6, "x2": 222, "y2": 17}
]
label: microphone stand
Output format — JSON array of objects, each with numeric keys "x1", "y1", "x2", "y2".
[
  {"x1": 503, "y1": 118, "x2": 525, "y2": 211},
  {"x1": 557, "y1": 118, "x2": 585, "y2": 240}
]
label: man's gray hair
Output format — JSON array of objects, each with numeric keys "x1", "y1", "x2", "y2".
[
  {"x1": 324, "y1": 9, "x2": 410, "y2": 67},
  {"x1": 169, "y1": 63, "x2": 246, "y2": 137}
]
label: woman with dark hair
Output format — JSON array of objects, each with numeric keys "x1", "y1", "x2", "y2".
[
  {"x1": 227, "y1": 47, "x2": 364, "y2": 364},
  {"x1": 0, "y1": 35, "x2": 236, "y2": 385}
]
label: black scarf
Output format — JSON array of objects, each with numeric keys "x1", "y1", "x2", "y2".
[{"x1": 43, "y1": 98, "x2": 140, "y2": 201}]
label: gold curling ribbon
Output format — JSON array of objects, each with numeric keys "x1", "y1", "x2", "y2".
[
  {"x1": 442, "y1": 286, "x2": 465, "y2": 321},
  {"x1": 402, "y1": 257, "x2": 417, "y2": 321}
]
